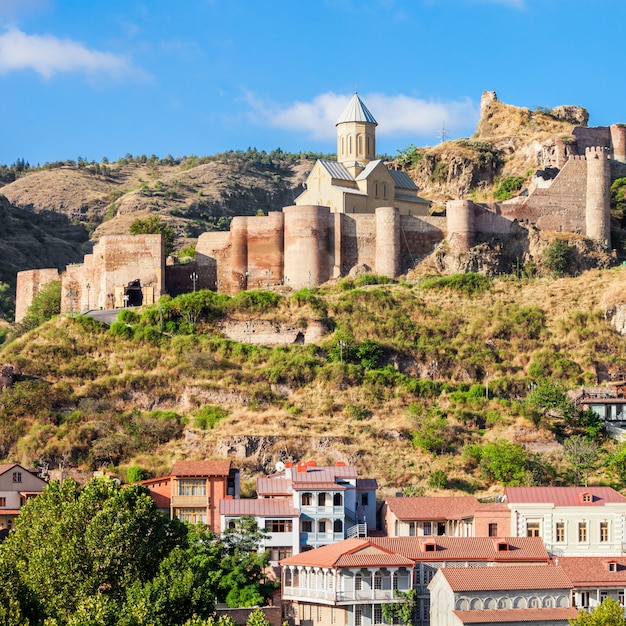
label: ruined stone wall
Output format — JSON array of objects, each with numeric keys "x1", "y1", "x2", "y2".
[
  {"x1": 196, "y1": 231, "x2": 230, "y2": 292},
  {"x1": 15, "y1": 268, "x2": 60, "y2": 323},
  {"x1": 165, "y1": 262, "x2": 215, "y2": 297},
  {"x1": 610, "y1": 125, "x2": 626, "y2": 163},
  {"x1": 61, "y1": 264, "x2": 85, "y2": 315},
  {"x1": 573, "y1": 126, "x2": 611, "y2": 152},
  {"x1": 446, "y1": 200, "x2": 475, "y2": 251},
  {"x1": 503, "y1": 156, "x2": 588, "y2": 233},
  {"x1": 342, "y1": 214, "x2": 376, "y2": 273}
]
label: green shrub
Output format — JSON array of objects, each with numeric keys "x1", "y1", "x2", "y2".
[
  {"x1": 428, "y1": 469, "x2": 448, "y2": 489},
  {"x1": 542, "y1": 240, "x2": 573, "y2": 277},
  {"x1": 421, "y1": 273, "x2": 491, "y2": 296},
  {"x1": 193, "y1": 405, "x2": 228, "y2": 430},
  {"x1": 494, "y1": 176, "x2": 525, "y2": 201},
  {"x1": 126, "y1": 465, "x2": 147, "y2": 483},
  {"x1": 229, "y1": 290, "x2": 282, "y2": 313}
]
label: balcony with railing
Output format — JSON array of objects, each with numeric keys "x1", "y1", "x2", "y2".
[
  {"x1": 282, "y1": 586, "x2": 409, "y2": 603},
  {"x1": 171, "y1": 495, "x2": 208, "y2": 507}
]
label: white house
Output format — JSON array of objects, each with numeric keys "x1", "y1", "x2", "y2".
[{"x1": 0, "y1": 463, "x2": 47, "y2": 532}]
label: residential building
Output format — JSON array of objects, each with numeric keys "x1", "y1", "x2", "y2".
[
  {"x1": 219, "y1": 498, "x2": 300, "y2": 566},
  {"x1": 280, "y1": 537, "x2": 415, "y2": 626},
  {"x1": 140, "y1": 459, "x2": 240, "y2": 532},
  {"x1": 504, "y1": 486, "x2": 626, "y2": 556},
  {"x1": 257, "y1": 461, "x2": 378, "y2": 551},
  {"x1": 381, "y1": 496, "x2": 479, "y2": 537},
  {"x1": 279, "y1": 535, "x2": 550, "y2": 626},
  {"x1": 558, "y1": 556, "x2": 626, "y2": 610},
  {"x1": 428, "y1": 565, "x2": 578, "y2": 626},
  {"x1": 0, "y1": 463, "x2": 47, "y2": 531}
]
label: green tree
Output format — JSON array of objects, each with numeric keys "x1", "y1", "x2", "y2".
[
  {"x1": 0, "y1": 281, "x2": 14, "y2": 322},
  {"x1": 609, "y1": 442, "x2": 626, "y2": 484},
  {"x1": 563, "y1": 436, "x2": 599, "y2": 486},
  {"x1": 569, "y1": 597, "x2": 626, "y2": 626},
  {"x1": 382, "y1": 589, "x2": 417, "y2": 626},
  {"x1": 476, "y1": 440, "x2": 530, "y2": 486},
  {"x1": 245, "y1": 608, "x2": 271, "y2": 626},
  {"x1": 542, "y1": 239, "x2": 573, "y2": 277},
  {"x1": 525, "y1": 378, "x2": 575, "y2": 424},
  {"x1": 0, "y1": 477, "x2": 178, "y2": 623},
  {"x1": 218, "y1": 517, "x2": 277, "y2": 608},
  {"x1": 129, "y1": 216, "x2": 175, "y2": 255}
]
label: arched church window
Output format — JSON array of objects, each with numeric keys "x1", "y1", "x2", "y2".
[
  {"x1": 375, "y1": 182, "x2": 379, "y2": 198},
  {"x1": 348, "y1": 135, "x2": 353, "y2": 155},
  {"x1": 357, "y1": 134, "x2": 363, "y2": 156},
  {"x1": 383, "y1": 183, "x2": 388, "y2": 198},
  {"x1": 341, "y1": 136, "x2": 345, "y2": 156}
]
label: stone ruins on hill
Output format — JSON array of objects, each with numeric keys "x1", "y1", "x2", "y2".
[{"x1": 15, "y1": 91, "x2": 625, "y2": 320}]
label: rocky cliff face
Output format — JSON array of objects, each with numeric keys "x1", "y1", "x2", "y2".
[{"x1": 401, "y1": 91, "x2": 587, "y2": 208}]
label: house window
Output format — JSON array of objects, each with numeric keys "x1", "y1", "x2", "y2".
[
  {"x1": 177, "y1": 480, "x2": 205, "y2": 496},
  {"x1": 361, "y1": 493, "x2": 369, "y2": 507},
  {"x1": 0, "y1": 497, "x2": 5, "y2": 507},
  {"x1": 301, "y1": 493, "x2": 313, "y2": 506},
  {"x1": 437, "y1": 522, "x2": 446, "y2": 536},
  {"x1": 265, "y1": 519, "x2": 293, "y2": 533},
  {"x1": 578, "y1": 522, "x2": 588, "y2": 543},
  {"x1": 333, "y1": 519, "x2": 343, "y2": 533},
  {"x1": 318, "y1": 520, "x2": 326, "y2": 533},
  {"x1": 301, "y1": 520, "x2": 313, "y2": 533},
  {"x1": 556, "y1": 522, "x2": 565, "y2": 542},
  {"x1": 333, "y1": 493, "x2": 342, "y2": 506},
  {"x1": 582, "y1": 493, "x2": 592, "y2": 503},
  {"x1": 526, "y1": 522, "x2": 540, "y2": 537},
  {"x1": 12, "y1": 472, "x2": 21, "y2": 483},
  {"x1": 374, "y1": 571, "x2": 383, "y2": 590},
  {"x1": 355, "y1": 573, "x2": 362, "y2": 590},
  {"x1": 600, "y1": 522, "x2": 609, "y2": 542},
  {"x1": 175, "y1": 508, "x2": 206, "y2": 524},
  {"x1": 318, "y1": 493, "x2": 327, "y2": 507},
  {"x1": 423, "y1": 521, "x2": 432, "y2": 536},
  {"x1": 374, "y1": 605, "x2": 383, "y2": 624},
  {"x1": 619, "y1": 591, "x2": 624, "y2": 605},
  {"x1": 488, "y1": 523, "x2": 498, "y2": 537},
  {"x1": 227, "y1": 520, "x2": 236, "y2": 529},
  {"x1": 269, "y1": 547, "x2": 293, "y2": 561},
  {"x1": 355, "y1": 607, "x2": 362, "y2": 626},
  {"x1": 608, "y1": 562, "x2": 618, "y2": 573},
  {"x1": 409, "y1": 522, "x2": 416, "y2": 537}
]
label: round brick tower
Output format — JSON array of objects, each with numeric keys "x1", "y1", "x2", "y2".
[
  {"x1": 585, "y1": 147, "x2": 611, "y2": 248},
  {"x1": 230, "y1": 216, "x2": 248, "y2": 291},
  {"x1": 283, "y1": 205, "x2": 330, "y2": 289},
  {"x1": 375, "y1": 206, "x2": 400, "y2": 278},
  {"x1": 446, "y1": 200, "x2": 475, "y2": 251}
]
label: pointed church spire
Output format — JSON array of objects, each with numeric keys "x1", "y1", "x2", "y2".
[{"x1": 336, "y1": 93, "x2": 378, "y2": 126}]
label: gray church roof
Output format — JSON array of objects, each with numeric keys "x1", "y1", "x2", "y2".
[
  {"x1": 356, "y1": 160, "x2": 382, "y2": 180},
  {"x1": 319, "y1": 160, "x2": 354, "y2": 181},
  {"x1": 388, "y1": 169, "x2": 419, "y2": 190},
  {"x1": 336, "y1": 93, "x2": 378, "y2": 126}
]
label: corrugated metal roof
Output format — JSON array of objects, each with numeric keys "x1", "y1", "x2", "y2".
[
  {"x1": 336, "y1": 93, "x2": 378, "y2": 126},
  {"x1": 395, "y1": 194, "x2": 430, "y2": 204},
  {"x1": 355, "y1": 160, "x2": 382, "y2": 179},
  {"x1": 219, "y1": 499, "x2": 299, "y2": 517},
  {"x1": 332, "y1": 185, "x2": 367, "y2": 196},
  {"x1": 453, "y1": 608, "x2": 579, "y2": 624},
  {"x1": 388, "y1": 169, "x2": 418, "y2": 190},
  {"x1": 292, "y1": 466, "x2": 358, "y2": 486},
  {"x1": 319, "y1": 160, "x2": 354, "y2": 181},
  {"x1": 438, "y1": 566, "x2": 573, "y2": 592},
  {"x1": 257, "y1": 477, "x2": 292, "y2": 496},
  {"x1": 505, "y1": 486, "x2": 626, "y2": 506},
  {"x1": 369, "y1": 536, "x2": 549, "y2": 562},
  {"x1": 357, "y1": 478, "x2": 378, "y2": 490}
]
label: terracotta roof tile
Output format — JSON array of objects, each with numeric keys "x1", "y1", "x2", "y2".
[
  {"x1": 280, "y1": 538, "x2": 413, "y2": 569},
  {"x1": 557, "y1": 557, "x2": 626, "y2": 586},
  {"x1": 505, "y1": 486, "x2": 626, "y2": 506},
  {"x1": 438, "y1": 566, "x2": 573, "y2": 592},
  {"x1": 219, "y1": 499, "x2": 299, "y2": 517},
  {"x1": 171, "y1": 460, "x2": 231, "y2": 477},
  {"x1": 0, "y1": 463, "x2": 17, "y2": 476},
  {"x1": 384, "y1": 496, "x2": 478, "y2": 520},
  {"x1": 452, "y1": 608, "x2": 579, "y2": 624},
  {"x1": 369, "y1": 537, "x2": 549, "y2": 562}
]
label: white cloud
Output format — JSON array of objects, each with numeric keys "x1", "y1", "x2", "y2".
[
  {"x1": 0, "y1": 28, "x2": 145, "y2": 80},
  {"x1": 244, "y1": 91, "x2": 480, "y2": 141}
]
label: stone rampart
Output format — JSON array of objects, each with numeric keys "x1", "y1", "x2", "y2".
[
  {"x1": 15, "y1": 268, "x2": 60, "y2": 323},
  {"x1": 375, "y1": 206, "x2": 400, "y2": 277},
  {"x1": 245, "y1": 212, "x2": 284, "y2": 291},
  {"x1": 573, "y1": 126, "x2": 611, "y2": 152},
  {"x1": 585, "y1": 146, "x2": 611, "y2": 246}
]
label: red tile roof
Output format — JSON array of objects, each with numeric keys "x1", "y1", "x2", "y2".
[
  {"x1": 0, "y1": 463, "x2": 17, "y2": 476},
  {"x1": 279, "y1": 538, "x2": 414, "y2": 569},
  {"x1": 171, "y1": 460, "x2": 231, "y2": 477},
  {"x1": 219, "y1": 499, "x2": 299, "y2": 517},
  {"x1": 438, "y1": 566, "x2": 573, "y2": 592},
  {"x1": 557, "y1": 557, "x2": 626, "y2": 587},
  {"x1": 384, "y1": 496, "x2": 478, "y2": 520},
  {"x1": 452, "y1": 608, "x2": 579, "y2": 624},
  {"x1": 369, "y1": 537, "x2": 549, "y2": 562},
  {"x1": 505, "y1": 487, "x2": 626, "y2": 506}
]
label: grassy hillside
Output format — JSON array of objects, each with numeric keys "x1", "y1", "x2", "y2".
[{"x1": 1, "y1": 268, "x2": 625, "y2": 496}]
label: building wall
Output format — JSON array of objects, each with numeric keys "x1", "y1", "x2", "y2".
[{"x1": 15, "y1": 268, "x2": 60, "y2": 323}]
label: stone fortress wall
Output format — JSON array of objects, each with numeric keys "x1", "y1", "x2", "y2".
[{"x1": 14, "y1": 94, "x2": 624, "y2": 320}]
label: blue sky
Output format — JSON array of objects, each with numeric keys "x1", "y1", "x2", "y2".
[{"x1": 1, "y1": 0, "x2": 625, "y2": 165}]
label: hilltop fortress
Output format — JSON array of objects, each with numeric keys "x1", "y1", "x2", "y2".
[{"x1": 15, "y1": 91, "x2": 624, "y2": 320}]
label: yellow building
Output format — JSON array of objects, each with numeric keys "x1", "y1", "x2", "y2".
[{"x1": 295, "y1": 93, "x2": 430, "y2": 216}]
